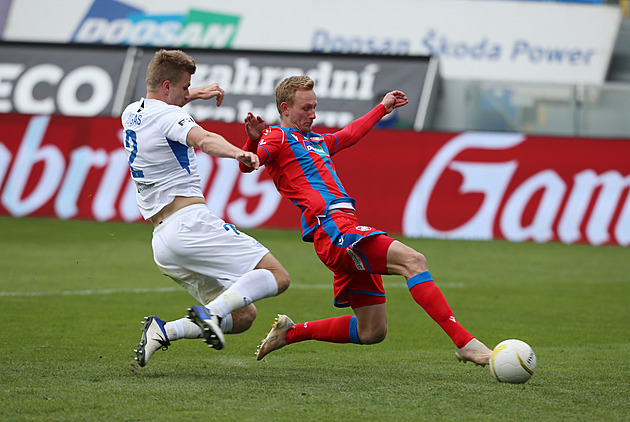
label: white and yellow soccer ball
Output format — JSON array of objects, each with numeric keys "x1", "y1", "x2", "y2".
[{"x1": 489, "y1": 339, "x2": 537, "y2": 384}]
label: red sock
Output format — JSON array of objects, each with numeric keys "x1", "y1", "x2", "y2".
[
  {"x1": 285, "y1": 315, "x2": 358, "y2": 344},
  {"x1": 409, "y1": 279, "x2": 474, "y2": 348}
]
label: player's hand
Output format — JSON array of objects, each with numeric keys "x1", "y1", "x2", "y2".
[
  {"x1": 244, "y1": 112, "x2": 265, "y2": 141},
  {"x1": 188, "y1": 83, "x2": 225, "y2": 106},
  {"x1": 381, "y1": 90, "x2": 408, "y2": 114},
  {"x1": 236, "y1": 151, "x2": 260, "y2": 170}
]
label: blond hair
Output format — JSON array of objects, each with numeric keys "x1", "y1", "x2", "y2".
[
  {"x1": 275, "y1": 76, "x2": 314, "y2": 114},
  {"x1": 146, "y1": 49, "x2": 196, "y2": 93}
]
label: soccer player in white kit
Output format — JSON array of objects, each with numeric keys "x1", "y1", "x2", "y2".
[{"x1": 122, "y1": 49, "x2": 290, "y2": 367}]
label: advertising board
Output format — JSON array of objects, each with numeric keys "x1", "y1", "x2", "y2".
[
  {"x1": 2, "y1": 0, "x2": 622, "y2": 83},
  {"x1": 0, "y1": 43, "x2": 128, "y2": 116},
  {"x1": 1, "y1": 113, "x2": 628, "y2": 246},
  {"x1": 0, "y1": 43, "x2": 430, "y2": 128},
  {"x1": 132, "y1": 49, "x2": 429, "y2": 129}
]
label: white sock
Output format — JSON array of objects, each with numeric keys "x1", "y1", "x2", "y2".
[
  {"x1": 206, "y1": 269, "x2": 278, "y2": 319},
  {"x1": 164, "y1": 317, "x2": 202, "y2": 341},
  {"x1": 220, "y1": 313, "x2": 234, "y2": 333}
]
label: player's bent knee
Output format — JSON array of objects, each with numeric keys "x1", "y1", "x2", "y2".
[
  {"x1": 359, "y1": 325, "x2": 388, "y2": 344},
  {"x1": 407, "y1": 250, "x2": 427, "y2": 273},
  {"x1": 257, "y1": 253, "x2": 290, "y2": 294},
  {"x1": 275, "y1": 267, "x2": 290, "y2": 294},
  {"x1": 231, "y1": 304, "x2": 258, "y2": 333},
  {"x1": 243, "y1": 303, "x2": 258, "y2": 323},
  {"x1": 388, "y1": 241, "x2": 428, "y2": 277}
]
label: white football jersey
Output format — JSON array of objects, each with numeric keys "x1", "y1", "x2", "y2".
[{"x1": 121, "y1": 98, "x2": 203, "y2": 220}]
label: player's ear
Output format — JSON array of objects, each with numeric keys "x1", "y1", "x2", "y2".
[
  {"x1": 280, "y1": 102, "x2": 289, "y2": 116},
  {"x1": 162, "y1": 80, "x2": 171, "y2": 95}
]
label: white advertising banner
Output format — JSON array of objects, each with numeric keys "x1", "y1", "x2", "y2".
[{"x1": 3, "y1": 0, "x2": 622, "y2": 84}]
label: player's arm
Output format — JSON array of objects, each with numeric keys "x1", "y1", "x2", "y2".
[
  {"x1": 185, "y1": 83, "x2": 225, "y2": 106},
  {"x1": 330, "y1": 90, "x2": 409, "y2": 154},
  {"x1": 239, "y1": 113, "x2": 271, "y2": 173},
  {"x1": 187, "y1": 126, "x2": 259, "y2": 169}
]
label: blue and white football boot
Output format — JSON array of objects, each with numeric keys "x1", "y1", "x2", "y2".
[
  {"x1": 134, "y1": 316, "x2": 171, "y2": 367},
  {"x1": 187, "y1": 305, "x2": 225, "y2": 350}
]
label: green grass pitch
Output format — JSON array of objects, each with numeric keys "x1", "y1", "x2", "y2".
[{"x1": 1, "y1": 216, "x2": 629, "y2": 421}]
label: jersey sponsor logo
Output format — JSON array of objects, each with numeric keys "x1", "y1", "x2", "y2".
[
  {"x1": 305, "y1": 141, "x2": 328, "y2": 157},
  {"x1": 71, "y1": 0, "x2": 241, "y2": 48},
  {"x1": 177, "y1": 117, "x2": 195, "y2": 126},
  {"x1": 135, "y1": 182, "x2": 154, "y2": 192},
  {"x1": 347, "y1": 248, "x2": 366, "y2": 271}
]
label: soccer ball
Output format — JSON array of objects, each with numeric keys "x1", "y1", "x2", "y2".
[{"x1": 489, "y1": 339, "x2": 536, "y2": 384}]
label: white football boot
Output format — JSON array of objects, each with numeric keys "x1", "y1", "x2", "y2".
[
  {"x1": 455, "y1": 338, "x2": 492, "y2": 367},
  {"x1": 134, "y1": 316, "x2": 171, "y2": 367}
]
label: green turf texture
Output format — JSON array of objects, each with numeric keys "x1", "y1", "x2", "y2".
[{"x1": 1, "y1": 217, "x2": 628, "y2": 421}]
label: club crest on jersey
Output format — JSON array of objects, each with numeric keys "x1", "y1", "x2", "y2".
[{"x1": 355, "y1": 226, "x2": 372, "y2": 231}]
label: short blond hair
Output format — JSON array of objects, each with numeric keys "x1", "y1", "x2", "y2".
[
  {"x1": 146, "y1": 49, "x2": 196, "y2": 93},
  {"x1": 275, "y1": 76, "x2": 314, "y2": 114}
]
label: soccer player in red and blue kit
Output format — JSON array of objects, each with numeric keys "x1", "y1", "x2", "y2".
[{"x1": 240, "y1": 76, "x2": 492, "y2": 366}]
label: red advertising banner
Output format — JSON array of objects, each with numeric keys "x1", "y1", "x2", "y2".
[{"x1": 1, "y1": 113, "x2": 629, "y2": 246}]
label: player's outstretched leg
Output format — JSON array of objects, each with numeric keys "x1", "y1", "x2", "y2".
[
  {"x1": 256, "y1": 314, "x2": 295, "y2": 360},
  {"x1": 134, "y1": 316, "x2": 171, "y2": 367},
  {"x1": 405, "y1": 269, "x2": 492, "y2": 366},
  {"x1": 455, "y1": 338, "x2": 492, "y2": 366},
  {"x1": 187, "y1": 305, "x2": 226, "y2": 350}
]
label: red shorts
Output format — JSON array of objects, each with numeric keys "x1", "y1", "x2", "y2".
[{"x1": 313, "y1": 211, "x2": 396, "y2": 309}]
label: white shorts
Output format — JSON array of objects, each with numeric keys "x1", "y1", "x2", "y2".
[{"x1": 151, "y1": 204, "x2": 269, "y2": 305}]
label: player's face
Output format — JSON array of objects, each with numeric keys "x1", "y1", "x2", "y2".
[
  {"x1": 285, "y1": 89, "x2": 317, "y2": 133},
  {"x1": 166, "y1": 72, "x2": 192, "y2": 107}
]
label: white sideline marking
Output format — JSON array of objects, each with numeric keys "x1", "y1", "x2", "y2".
[
  {"x1": 0, "y1": 282, "x2": 466, "y2": 298},
  {"x1": 0, "y1": 287, "x2": 182, "y2": 297}
]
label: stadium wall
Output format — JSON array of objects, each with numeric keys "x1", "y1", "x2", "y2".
[{"x1": 1, "y1": 113, "x2": 629, "y2": 247}]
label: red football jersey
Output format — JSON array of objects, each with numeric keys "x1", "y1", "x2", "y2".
[{"x1": 242, "y1": 104, "x2": 387, "y2": 240}]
